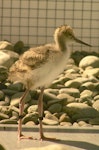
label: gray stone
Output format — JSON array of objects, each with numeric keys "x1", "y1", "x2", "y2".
[
  {"x1": 94, "y1": 95, "x2": 99, "y2": 101},
  {"x1": 4, "y1": 96, "x2": 10, "y2": 105},
  {"x1": 50, "y1": 82, "x2": 65, "y2": 89},
  {"x1": 0, "y1": 83, "x2": 7, "y2": 90},
  {"x1": 0, "y1": 90, "x2": 5, "y2": 100},
  {"x1": 64, "y1": 72, "x2": 81, "y2": 80},
  {"x1": 57, "y1": 93, "x2": 75, "y2": 105},
  {"x1": 52, "y1": 77, "x2": 68, "y2": 85},
  {"x1": 43, "y1": 91, "x2": 58, "y2": 102},
  {"x1": 25, "y1": 121, "x2": 36, "y2": 126},
  {"x1": 24, "y1": 103, "x2": 30, "y2": 113},
  {"x1": 10, "y1": 105, "x2": 19, "y2": 113},
  {"x1": 7, "y1": 82, "x2": 24, "y2": 92},
  {"x1": 88, "y1": 76, "x2": 99, "y2": 83},
  {"x1": 65, "y1": 68, "x2": 75, "y2": 74},
  {"x1": 29, "y1": 99, "x2": 38, "y2": 106},
  {"x1": 59, "y1": 113, "x2": 71, "y2": 123},
  {"x1": 44, "y1": 88, "x2": 59, "y2": 95},
  {"x1": 44, "y1": 111, "x2": 51, "y2": 117},
  {"x1": 81, "y1": 82, "x2": 95, "y2": 90},
  {"x1": 59, "y1": 88, "x2": 80, "y2": 98},
  {"x1": 72, "y1": 109, "x2": 99, "y2": 121},
  {"x1": 28, "y1": 105, "x2": 38, "y2": 113},
  {"x1": 80, "y1": 90, "x2": 93, "y2": 100},
  {"x1": 74, "y1": 77, "x2": 89, "y2": 84},
  {"x1": 77, "y1": 118, "x2": 91, "y2": 123},
  {"x1": 78, "y1": 121, "x2": 89, "y2": 126},
  {"x1": 11, "y1": 111, "x2": 19, "y2": 119},
  {"x1": 83, "y1": 68, "x2": 99, "y2": 78},
  {"x1": 22, "y1": 112, "x2": 39, "y2": 124},
  {"x1": 10, "y1": 92, "x2": 31, "y2": 106},
  {"x1": 79, "y1": 90, "x2": 93, "y2": 105},
  {"x1": 60, "y1": 73, "x2": 73, "y2": 81},
  {"x1": 65, "y1": 79, "x2": 81, "y2": 88},
  {"x1": 79, "y1": 55, "x2": 99, "y2": 69},
  {"x1": 0, "y1": 101, "x2": 8, "y2": 106},
  {"x1": 89, "y1": 117, "x2": 99, "y2": 125},
  {"x1": 45, "y1": 112, "x2": 58, "y2": 122},
  {"x1": 0, "y1": 66, "x2": 8, "y2": 81},
  {"x1": 60, "y1": 76, "x2": 73, "y2": 83},
  {"x1": 2, "y1": 89, "x2": 18, "y2": 96},
  {"x1": 47, "y1": 98, "x2": 64, "y2": 106},
  {"x1": 67, "y1": 58, "x2": 75, "y2": 65},
  {"x1": 73, "y1": 122, "x2": 79, "y2": 127},
  {"x1": 93, "y1": 100, "x2": 99, "y2": 111},
  {"x1": 29, "y1": 90, "x2": 39, "y2": 100},
  {"x1": 0, "y1": 106, "x2": 11, "y2": 116},
  {"x1": 0, "y1": 41, "x2": 13, "y2": 50},
  {"x1": 65, "y1": 62, "x2": 78, "y2": 71},
  {"x1": 14, "y1": 41, "x2": 24, "y2": 54},
  {"x1": 5, "y1": 81, "x2": 11, "y2": 86},
  {"x1": 10, "y1": 115, "x2": 18, "y2": 120},
  {"x1": 48, "y1": 103, "x2": 62, "y2": 114},
  {"x1": 78, "y1": 98, "x2": 92, "y2": 106},
  {"x1": 60, "y1": 122, "x2": 72, "y2": 126},
  {"x1": 95, "y1": 83, "x2": 99, "y2": 91},
  {"x1": 0, "y1": 119, "x2": 17, "y2": 124},
  {"x1": 0, "y1": 113, "x2": 9, "y2": 119},
  {"x1": 66, "y1": 67, "x2": 79, "y2": 74},
  {"x1": 42, "y1": 118, "x2": 59, "y2": 125},
  {"x1": 63, "y1": 103, "x2": 89, "y2": 115},
  {"x1": 63, "y1": 102, "x2": 99, "y2": 121},
  {"x1": 0, "y1": 50, "x2": 19, "y2": 68}
]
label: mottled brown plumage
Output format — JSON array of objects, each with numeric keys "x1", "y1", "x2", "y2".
[{"x1": 9, "y1": 44, "x2": 64, "y2": 89}]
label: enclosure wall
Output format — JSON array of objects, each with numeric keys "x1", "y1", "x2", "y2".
[{"x1": 0, "y1": 0, "x2": 99, "y2": 52}]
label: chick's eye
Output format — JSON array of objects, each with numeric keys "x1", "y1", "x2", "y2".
[
  {"x1": 62, "y1": 31, "x2": 66, "y2": 34},
  {"x1": 68, "y1": 32, "x2": 72, "y2": 36},
  {"x1": 68, "y1": 33, "x2": 73, "y2": 38},
  {"x1": 69, "y1": 34, "x2": 72, "y2": 37}
]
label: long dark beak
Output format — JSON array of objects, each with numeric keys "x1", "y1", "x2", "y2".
[{"x1": 74, "y1": 37, "x2": 92, "y2": 47}]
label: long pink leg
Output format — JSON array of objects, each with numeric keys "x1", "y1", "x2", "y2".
[
  {"x1": 38, "y1": 87, "x2": 58, "y2": 141},
  {"x1": 18, "y1": 89, "x2": 33, "y2": 140},
  {"x1": 38, "y1": 87, "x2": 45, "y2": 140}
]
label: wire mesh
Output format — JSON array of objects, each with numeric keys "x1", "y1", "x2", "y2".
[{"x1": 0, "y1": 0, "x2": 99, "y2": 52}]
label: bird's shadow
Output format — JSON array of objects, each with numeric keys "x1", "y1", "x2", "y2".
[
  {"x1": 53, "y1": 139, "x2": 99, "y2": 150},
  {"x1": 43, "y1": 127, "x2": 99, "y2": 150}
]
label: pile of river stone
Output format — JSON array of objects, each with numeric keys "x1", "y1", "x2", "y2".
[{"x1": 0, "y1": 40, "x2": 99, "y2": 127}]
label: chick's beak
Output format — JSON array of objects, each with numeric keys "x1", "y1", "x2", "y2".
[{"x1": 74, "y1": 37, "x2": 92, "y2": 47}]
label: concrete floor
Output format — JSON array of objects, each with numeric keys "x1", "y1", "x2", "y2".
[{"x1": 0, "y1": 125, "x2": 99, "y2": 150}]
